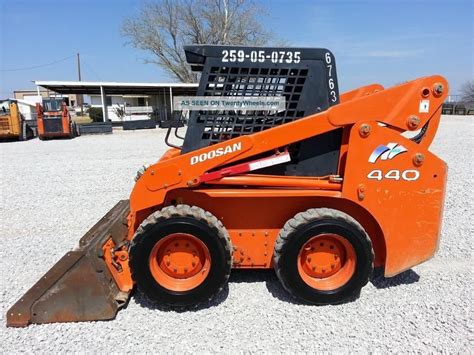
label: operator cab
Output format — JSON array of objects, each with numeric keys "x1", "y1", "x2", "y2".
[{"x1": 173, "y1": 45, "x2": 343, "y2": 176}]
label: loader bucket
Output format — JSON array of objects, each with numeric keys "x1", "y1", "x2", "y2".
[{"x1": 7, "y1": 200, "x2": 132, "y2": 327}]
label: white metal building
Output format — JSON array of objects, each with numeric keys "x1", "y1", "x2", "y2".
[{"x1": 34, "y1": 81, "x2": 198, "y2": 122}]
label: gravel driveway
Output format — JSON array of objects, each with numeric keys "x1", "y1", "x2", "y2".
[{"x1": 0, "y1": 116, "x2": 472, "y2": 352}]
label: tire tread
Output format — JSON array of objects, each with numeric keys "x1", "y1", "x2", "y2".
[
  {"x1": 129, "y1": 204, "x2": 232, "y2": 307},
  {"x1": 274, "y1": 208, "x2": 374, "y2": 303}
]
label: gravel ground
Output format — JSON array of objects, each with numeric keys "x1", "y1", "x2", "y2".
[{"x1": 0, "y1": 116, "x2": 472, "y2": 352}]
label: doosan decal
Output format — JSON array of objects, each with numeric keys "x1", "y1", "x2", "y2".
[
  {"x1": 190, "y1": 142, "x2": 242, "y2": 165},
  {"x1": 368, "y1": 143, "x2": 407, "y2": 163}
]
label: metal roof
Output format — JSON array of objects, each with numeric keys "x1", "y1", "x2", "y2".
[
  {"x1": 34, "y1": 81, "x2": 199, "y2": 95},
  {"x1": 0, "y1": 98, "x2": 36, "y2": 107}
]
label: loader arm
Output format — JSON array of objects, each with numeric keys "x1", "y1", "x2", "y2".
[
  {"x1": 339, "y1": 83, "x2": 384, "y2": 102},
  {"x1": 129, "y1": 75, "x2": 448, "y2": 224}
]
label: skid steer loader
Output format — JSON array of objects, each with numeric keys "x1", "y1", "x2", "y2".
[
  {"x1": 7, "y1": 45, "x2": 448, "y2": 327},
  {"x1": 0, "y1": 99, "x2": 36, "y2": 141},
  {"x1": 37, "y1": 99, "x2": 79, "y2": 140}
]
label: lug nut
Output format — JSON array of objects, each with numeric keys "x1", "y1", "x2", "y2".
[
  {"x1": 433, "y1": 83, "x2": 444, "y2": 97},
  {"x1": 358, "y1": 184, "x2": 366, "y2": 201},
  {"x1": 359, "y1": 124, "x2": 371, "y2": 138},
  {"x1": 407, "y1": 115, "x2": 420, "y2": 130},
  {"x1": 413, "y1": 153, "x2": 425, "y2": 167}
]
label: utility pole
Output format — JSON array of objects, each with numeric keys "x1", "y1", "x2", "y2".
[
  {"x1": 77, "y1": 53, "x2": 82, "y2": 81},
  {"x1": 77, "y1": 53, "x2": 84, "y2": 115}
]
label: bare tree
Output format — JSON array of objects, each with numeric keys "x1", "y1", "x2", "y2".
[
  {"x1": 112, "y1": 105, "x2": 126, "y2": 121},
  {"x1": 460, "y1": 80, "x2": 474, "y2": 103},
  {"x1": 122, "y1": 0, "x2": 272, "y2": 82}
]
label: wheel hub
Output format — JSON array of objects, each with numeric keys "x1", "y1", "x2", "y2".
[
  {"x1": 149, "y1": 233, "x2": 211, "y2": 291},
  {"x1": 159, "y1": 236, "x2": 206, "y2": 279},
  {"x1": 297, "y1": 233, "x2": 357, "y2": 291},
  {"x1": 300, "y1": 237, "x2": 345, "y2": 278}
]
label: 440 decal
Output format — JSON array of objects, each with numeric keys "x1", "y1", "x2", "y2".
[{"x1": 367, "y1": 169, "x2": 420, "y2": 181}]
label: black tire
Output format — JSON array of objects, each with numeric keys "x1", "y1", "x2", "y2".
[
  {"x1": 69, "y1": 122, "x2": 77, "y2": 138},
  {"x1": 19, "y1": 121, "x2": 26, "y2": 141},
  {"x1": 129, "y1": 204, "x2": 232, "y2": 307},
  {"x1": 274, "y1": 208, "x2": 374, "y2": 304},
  {"x1": 72, "y1": 122, "x2": 80, "y2": 137}
]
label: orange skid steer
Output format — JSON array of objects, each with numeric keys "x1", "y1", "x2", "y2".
[
  {"x1": 7, "y1": 45, "x2": 448, "y2": 327},
  {"x1": 37, "y1": 99, "x2": 78, "y2": 140}
]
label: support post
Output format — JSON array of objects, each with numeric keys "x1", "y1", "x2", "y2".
[
  {"x1": 77, "y1": 53, "x2": 84, "y2": 115},
  {"x1": 36, "y1": 85, "x2": 41, "y2": 106},
  {"x1": 100, "y1": 86, "x2": 108, "y2": 122},
  {"x1": 169, "y1": 87, "x2": 173, "y2": 113},
  {"x1": 77, "y1": 53, "x2": 82, "y2": 81}
]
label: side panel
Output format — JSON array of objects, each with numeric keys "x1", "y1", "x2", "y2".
[
  {"x1": 163, "y1": 189, "x2": 386, "y2": 268},
  {"x1": 10, "y1": 103, "x2": 21, "y2": 135},
  {"x1": 36, "y1": 103, "x2": 45, "y2": 136},
  {"x1": 62, "y1": 107, "x2": 71, "y2": 135},
  {"x1": 37, "y1": 118, "x2": 45, "y2": 135},
  {"x1": 342, "y1": 122, "x2": 447, "y2": 276},
  {"x1": 0, "y1": 103, "x2": 21, "y2": 137}
]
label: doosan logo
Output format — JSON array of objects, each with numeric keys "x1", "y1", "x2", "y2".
[
  {"x1": 190, "y1": 142, "x2": 242, "y2": 165},
  {"x1": 368, "y1": 143, "x2": 407, "y2": 163}
]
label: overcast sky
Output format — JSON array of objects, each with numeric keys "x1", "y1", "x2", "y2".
[{"x1": 0, "y1": 0, "x2": 472, "y2": 97}]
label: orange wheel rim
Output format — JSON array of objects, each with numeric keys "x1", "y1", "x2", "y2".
[
  {"x1": 297, "y1": 233, "x2": 356, "y2": 291},
  {"x1": 149, "y1": 233, "x2": 211, "y2": 292}
]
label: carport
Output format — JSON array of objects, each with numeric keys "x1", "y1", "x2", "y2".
[{"x1": 34, "y1": 81, "x2": 198, "y2": 122}]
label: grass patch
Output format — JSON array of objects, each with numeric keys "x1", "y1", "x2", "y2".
[{"x1": 73, "y1": 116, "x2": 92, "y2": 124}]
